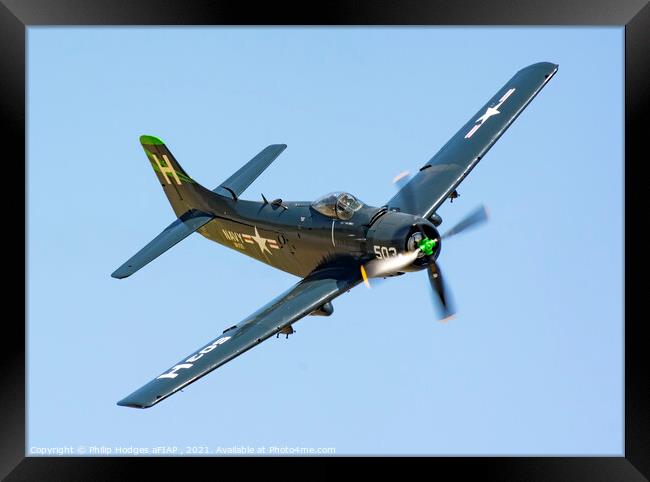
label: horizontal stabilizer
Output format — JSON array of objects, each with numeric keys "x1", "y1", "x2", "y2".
[
  {"x1": 111, "y1": 210, "x2": 214, "y2": 279},
  {"x1": 214, "y1": 144, "x2": 287, "y2": 199}
]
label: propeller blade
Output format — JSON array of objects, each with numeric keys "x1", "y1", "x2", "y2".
[
  {"x1": 441, "y1": 205, "x2": 490, "y2": 240},
  {"x1": 427, "y1": 261, "x2": 455, "y2": 321},
  {"x1": 360, "y1": 266, "x2": 393, "y2": 289},
  {"x1": 392, "y1": 170, "x2": 416, "y2": 214},
  {"x1": 392, "y1": 170, "x2": 412, "y2": 190}
]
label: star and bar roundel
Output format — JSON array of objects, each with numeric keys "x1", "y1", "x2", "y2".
[
  {"x1": 241, "y1": 226, "x2": 280, "y2": 255},
  {"x1": 221, "y1": 226, "x2": 281, "y2": 255},
  {"x1": 464, "y1": 87, "x2": 516, "y2": 139}
]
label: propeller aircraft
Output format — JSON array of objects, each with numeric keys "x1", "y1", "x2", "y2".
[{"x1": 113, "y1": 62, "x2": 558, "y2": 408}]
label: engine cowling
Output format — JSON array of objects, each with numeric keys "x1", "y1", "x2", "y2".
[{"x1": 365, "y1": 211, "x2": 440, "y2": 271}]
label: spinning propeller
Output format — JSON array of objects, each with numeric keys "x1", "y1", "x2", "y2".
[{"x1": 361, "y1": 183, "x2": 489, "y2": 322}]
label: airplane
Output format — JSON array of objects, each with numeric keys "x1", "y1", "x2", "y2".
[{"x1": 113, "y1": 61, "x2": 558, "y2": 408}]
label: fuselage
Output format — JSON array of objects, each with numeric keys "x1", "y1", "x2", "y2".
[{"x1": 192, "y1": 195, "x2": 439, "y2": 278}]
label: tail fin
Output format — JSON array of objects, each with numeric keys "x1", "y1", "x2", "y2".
[{"x1": 140, "y1": 135, "x2": 216, "y2": 216}]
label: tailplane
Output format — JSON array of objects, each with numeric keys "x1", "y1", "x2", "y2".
[
  {"x1": 111, "y1": 210, "x2": 213, "y2": 279},
  {"x1": 112, "y1": 136, "x2": 287, "y2": 279},
  {"x1": 111, "y1": 136, "x2": 220, "y2": 279},
  {"x1": 214, "y1": 144, "x2": 287, "y2": 199}
]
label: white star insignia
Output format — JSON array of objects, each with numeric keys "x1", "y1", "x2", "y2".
[
  {"x1": 250, "y1": 226, "x2": 271, "y2": 255},
  {"x1": 464, "y1": 87, "x2": 516, "y2": 139},
  {"x1": 475, "y1": 106, "x2": 501, "y2": 124}
]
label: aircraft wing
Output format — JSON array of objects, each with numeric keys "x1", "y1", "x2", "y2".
[
  {"x1": 387, "y1": 62, "x2": 558, "y2": 219},
  {"x1": 117, "y1": 265, "x2": 360, "y2": 408}
]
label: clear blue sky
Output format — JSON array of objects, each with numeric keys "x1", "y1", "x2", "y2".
[{"x1": 27, "y1": 27, "x2": 623, "y2": 455}]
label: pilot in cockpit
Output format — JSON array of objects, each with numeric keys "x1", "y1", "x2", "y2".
[{"x1": 311, "y1": 192, "x2": 364, "y2": 220}]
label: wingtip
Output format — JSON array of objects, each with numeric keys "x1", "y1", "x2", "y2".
[
  {"x1": 519, "y1": 61, "x2": 559, "y2": 74},
  {"x1": 117, "y1": 401, "x2": 148, "y2": 409},
  {"x1": 110, "y1": 269, "x2": 128, "y2": 279},
  {"x1": 117, "y1": 396, "x2": 153, "y2": 409},
  {"x1": 264, "y1": 144, "x2": 288, "y2": 153}
]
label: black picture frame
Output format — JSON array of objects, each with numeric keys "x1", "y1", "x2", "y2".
[{"x1": 5, "y1": 0, "x2": 645, "y2": 479}]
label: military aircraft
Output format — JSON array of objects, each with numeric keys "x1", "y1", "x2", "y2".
[{"x1": 113, "y1": 62, "x2": 558, "y2": 408}]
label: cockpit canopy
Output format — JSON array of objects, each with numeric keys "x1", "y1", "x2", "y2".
[{"x1": 311, "y1": 192, "x2": 364, "y2": 220}]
